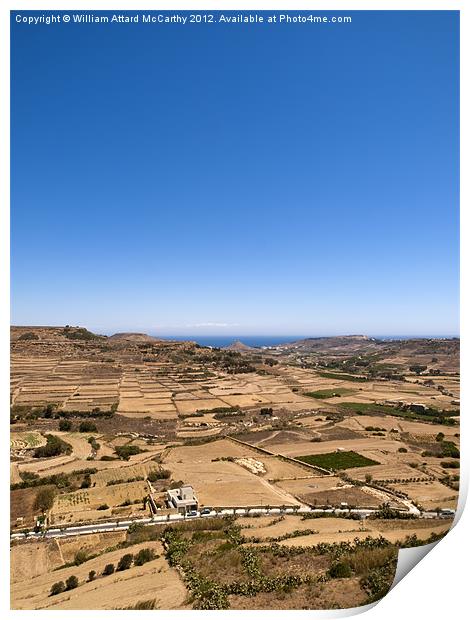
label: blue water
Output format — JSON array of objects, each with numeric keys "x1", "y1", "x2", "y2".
[
  {"x1": 155, "y1": 335, "x2": 459, "y2": 348},
  {"x1": 156, "y1": 335, "x2": 304, "y2": 348}
]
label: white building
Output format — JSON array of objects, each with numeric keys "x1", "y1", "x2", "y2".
[{"x1": 166, "y1": 485, "x2": 198, "y2": 514}]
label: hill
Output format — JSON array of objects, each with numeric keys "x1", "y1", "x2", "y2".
[
  {"x1": 224, "y1": 340, "x2": 257, "y2": 352},
  {"x1": 108, "y1": 332, "x2": 161, "y2": 343}
]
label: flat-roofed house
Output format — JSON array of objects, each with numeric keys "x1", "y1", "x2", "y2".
[{"x1": 166, "y1": 485, "x2": 198, "y2": 514}]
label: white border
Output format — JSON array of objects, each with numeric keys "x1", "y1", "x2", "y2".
[{"x1": 2, "y1": 2, "x2": 466, "y2": 619}]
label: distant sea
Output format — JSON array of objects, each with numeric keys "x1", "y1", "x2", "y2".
[
  {"x1": 154, "y1": 335, "x2": 458, "y2": 348},
  {"x1": 157, "y1": 336, "x2": 300, "y2": 348}
]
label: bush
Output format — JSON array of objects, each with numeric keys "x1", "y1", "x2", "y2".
[
  {"x1": 59, "y1": 419, "x2": 73, "y2": 431},
  {"x1": 88, "y1": 570, "x2": 96, "y2": 582},
  {"x1": 117, "y1": 553, "x2": 134, "y2": 571},
  {"x1": 79, "y1": 421, "x2": 97, "y2": 433},
  {"x1": 65, "y1": 575, "x2": 79, "y2": 590},
  {"x1": 115, "y1": 445, "x2": 144, "y2": 460},
  {"x1": 74, "y1": 550, "x2": 88, "y2": 565},
  {"x1": 81, "y1": 473, "x2": 92, "y2": 489},
  {"x1": 34, "y1": 434, "x2": 72, "y2": 458},
  {"x1": 328, "y1": 561, "x2": 352, "y2": 578},
  {"x1": 147, "y1": 469, "x2": 170, "y2": 482},
  {"x1": 97, "y1": 504, "x2": 109, "y2": 510},
  {"x1": 134, "y1": 548, "x2": 156, "y2": 566},
  {"x1": 50, "y1": 581, "x2": 65, "y2": 596},
  {"x1": 103, "y1": 563, "x2": 115, "y2": 576},
  {"x1": 398, "y1": 447, "x2": 408, "y2": 453},
  {"x1": 34, "y1": 487, "x2": 56, "y2": 513}
]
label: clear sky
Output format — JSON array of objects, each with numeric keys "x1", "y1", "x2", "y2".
[{"x1": 11, "y1": 10, "x2": 459, "y2": 336}]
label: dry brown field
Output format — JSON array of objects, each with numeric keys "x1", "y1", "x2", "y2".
[
  {"x1": 11, "y1": 540, "x2": 186, "y2": 610},
  {"x1": 387, "y1": 480, "x2": 459, "y2": 510}
]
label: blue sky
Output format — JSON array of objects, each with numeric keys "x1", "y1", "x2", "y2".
[{"x1": 11, "y1": 11, "x2": 459, "y2": 336}]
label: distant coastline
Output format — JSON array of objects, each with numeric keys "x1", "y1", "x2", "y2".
[{"x1": 149, "y1": 335, "x2": 460, "y2": 348}]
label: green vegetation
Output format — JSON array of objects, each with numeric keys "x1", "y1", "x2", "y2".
[
  {"x1": 18, "y1": 331, "x2": 39, "y2": 340},
  {"x1": 63, "y1": 327, "x2": 100, "y2": 341},
  {"x1": 115, "y1": 444, "x2": 145, "y2": 460},
  {"x1": 134, "y1": 548, "x2": 157, "y2": 566},
  {"x1": 79, "y1": 421, "x2": 97, "y2": 433},
  {"x1": 304, "y1": 388, "x2": 355, "y2": 399},
  {"x1": 65, "y1": 575, "x2": 79, "y2": 590},
  {"x1": 441, "y1": 460, "x2": 459, "y2": 469},
  {"x1": 50, "y1": 581, "x2": 65, "y2": 596},
  {"x1": 317, "y1": 371, "x2": 368, "y2": 382},
  {"x1": 147, "y1": 468, "x2": 171, "y2": 482},
  {"x1": 58, "y1": 419, "x2": 73, "y2": 431},
  {"x1": 328, "y1": 561, "x2": 352, "y2": 578},
  {"x1": 122, "y1": 600, "x2": 157, "y2": 610},
  {"x1": 339, "y1": 401, "x2": 458, "y2": 425},
  {"x1": 34, "y1": 486, "x2": 56, "y2": 513},
  {"x1": 296, "y1": 451, "x2": 380, "y2": 471},
  {"x1": 103, "y1": 564, "x2": 115, "y2": 575},
  {"x1": 33, "y1": 434, "x2": 72, "y2": 459},
  {"x1": 117, "y1": 553, "x2": 134, "y2": 571},
  {"x1": 11, "y1": 468, "x2": 97, "y2": 491}
]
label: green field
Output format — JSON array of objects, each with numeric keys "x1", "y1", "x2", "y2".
[
  {"x1": 304, "y1": 388, "x2": 355, "y2": 399},
  {"x1": 317, "y1": 371, "x2": 368, "y2": 382},
  {"x1": 339, "y1": 402, "x2": 459, "y2": 424},
  {"x1": 296, "y1": 451, "x2": 380, "y2": 471}
]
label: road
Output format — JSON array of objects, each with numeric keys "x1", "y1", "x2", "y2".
[{"x1": 10, "y1": 505, "x2": 452, "y2": 541}]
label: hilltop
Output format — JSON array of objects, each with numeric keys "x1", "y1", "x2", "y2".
[
  {"x1": 224, "y1": 339, "x2": 257, "y2": 352},
  {"x1": 108, "y1": 332, "x2": 162, "y2": 343}
]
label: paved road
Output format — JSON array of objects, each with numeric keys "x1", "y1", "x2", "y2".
[{"x1": 11, "y1": 506, "x2": 452, "y2": 541}]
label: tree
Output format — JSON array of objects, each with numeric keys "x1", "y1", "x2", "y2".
[
  {"x1": 88, "y1": 570, "x2": 96, "y2": 582},
  {"x1": 81, "y1": 474, "x2": 92, "y2": 489},
  {"x1": 34, "y1": 487, "x2": 56, "y2": 513},
  {"x1": 34, "y1": 434, "x2": 72, "y2": 458},
  {"x1": 365, "y1": 473, "x2": 373, "y2": 484},
  {"x1": 74, "y1": 550, "x2": 88, "y2": 565},
  {"x1": 59, "y1": 419, "x2": 72, "y2": 432},
  {"x1": 103, "y1": 563, "x2": 115, "y2": 576},
  {"x1": 134, "y1": 548, "x2": 156, "y2": 566},
  {"x1": 79, "y1": 421, "x2": 97, "y2": 433},
  {"x1": 436, "y1": 432, "x2": 445, "y2": 442},
  {"x1": 50, "y1": 581, "x2": 65, "y2": 596},
  {"x1": 65, "y1": 575, "x2": 79, "y2": 590},
  {"x1": 117, "y1": 553, "x2": 134, "y2": 571},
  {"x1": 328, "y1": 561, "x2": 352, "y2": 578}
]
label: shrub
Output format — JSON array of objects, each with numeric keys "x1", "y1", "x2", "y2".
[
  {"x1": 115, "y1": 445, "x2": 144, "y2": 460},
  {"x1": 79, "y1": 421, "x2": 98, "y2": 433},
  {"x1": 81, "y1": 474, "x2": 92, "y2": 489},
  {"x1": 398, "y1": 447, "x2": 408, "y2": 453},
  {"x1": 34, "y1": 434, "x2": 72, "y2": 458},
  {"x1": 65, "y1": 575, "x2": 79, "y2": 590},
  {"x1": 59, "y1": 419, "x2": 72, "y2": 431},
  {"x1": 74, "y1": 550, "x2": 88, "y2": 565},
  {"x1": 117, "y1": 553, "x2": 134, "y2": 571},
  {"x1": 147, "y1": 468, "x2": 171, "y2": 482},
  {"x1": 50, "y1": 581, "x2": 65, "y2": 596},
  {"x1": 123, "y1": 600, "x2": 157, "y2": 610},
  {"x1": 134, "y1": 548, "x2": 156, "y2": 566},
  {"x1": 328, "y1": 561, "x2": 352, "y2": 578},
  {"x1": 97, "y1": 504, "x2": 109, "y2": 510},
  {"x1": 88, "y1": 570, "x2": 96, "y2": 581},
  {"x1": 34, "y1": 487, "x2": 56, "y2": 513},
  {"x1": 103, "y1": 563, "x2": 115, "y2": 576}
]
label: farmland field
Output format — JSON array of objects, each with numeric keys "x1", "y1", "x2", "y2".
[
  {"x1": 10, "y1": 327, "x2": 460, "y2": 610},
  {"x1": 296, "y1": 451, "x2": 380, "y2": 471}
]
